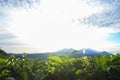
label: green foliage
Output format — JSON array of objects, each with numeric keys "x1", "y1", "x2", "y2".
[
  {"x1": 0, "y1": 53, "x2": 120, "y2": 80},
  {"x1": 0, "y1": 49, "x2": 9, "y2": 59},
  {"x1": 0, "y1": 58, "x2": 5, "y2": 64}
]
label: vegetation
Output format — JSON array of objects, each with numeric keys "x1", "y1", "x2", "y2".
[
  {"x1": 0, "y1": 49, "x2": 9, "y2": 59},
  {"x1": 0, "y1": 52, "x2": 120, "y2": 80}
]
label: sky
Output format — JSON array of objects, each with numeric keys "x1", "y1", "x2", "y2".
[{"x1": 0, "y1": 0, "x2": 120, "y2": 53}]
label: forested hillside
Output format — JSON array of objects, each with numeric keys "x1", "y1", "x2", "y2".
[
  {"x1": 0, "y1": 49, "x2": 9, "y2": 59},
  {"x1": 0, "y1": 52, "x2": 120, "y2": 80}
]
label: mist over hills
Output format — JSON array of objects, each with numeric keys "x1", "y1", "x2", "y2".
[{"x1": 13, "y1": 48, "x2": 112, "y2": 59}]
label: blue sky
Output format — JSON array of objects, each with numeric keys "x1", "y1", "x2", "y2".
[
  {"x1": 0, "y1": 0, "x2": 120, "y2": 53},
  {"x1": 107, "y1": 32, "x2": 120, "y2": 43}
]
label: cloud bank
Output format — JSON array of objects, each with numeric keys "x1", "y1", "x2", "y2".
[
  {"x1": 0, "y1": 0, "x2": 120, "y2": 53},
  {"x1": 0, "y1": 0, "x2": 40, "y2": 52},
  {"x1": 0, "y1": 0, "x2": 40, "y2": 8},
  {"x1": 80, "y1": 0, "x2": 120, "y2": 30}
]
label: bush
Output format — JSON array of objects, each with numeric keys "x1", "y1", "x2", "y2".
[{"x1": 0, "y1": 53, "x2": 120, "y2": 80}]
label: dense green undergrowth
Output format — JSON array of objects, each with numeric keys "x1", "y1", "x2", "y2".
[{"x1": 0, "y1": 53, "x2": 120, "y2": 80}]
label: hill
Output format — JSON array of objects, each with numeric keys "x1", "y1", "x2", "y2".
[
  {"x1": 14, "y1": 53, "x2": 50, "y2": 59},
  {"x1": 54, "y1": 48, "x2": 74, "y2": 56},
  {"x1": 13, "y1": 48, "x2": 112, "y2": 59},
  {"x1": 0, "y1": 49, "x2": 9, "y2": 58},
  {"x1": 54, "y1": 48, "x2": 112, "y2": 57}
]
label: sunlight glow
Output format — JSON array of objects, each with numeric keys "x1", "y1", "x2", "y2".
[{"x1": 7, "y1": 0, "x2": 115, "y2": 52}]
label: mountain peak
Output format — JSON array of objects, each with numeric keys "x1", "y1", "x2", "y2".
[
  {"x1": 57, "y1": 48, "x2": 74, "y2": 53},
  {"x1": 82, "y1": 48, "x2": 100, "y2": 54},
  {"x1": 72, "y1": 48, "x2": 112, "y2": 56}
]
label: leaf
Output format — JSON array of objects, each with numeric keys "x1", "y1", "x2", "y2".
[
  {"x1": 22, "y1": 71, "x2": 28, "y2": 80},
  {"x1": 75, "y1": 70, "x2": 81, "y2": 75}
]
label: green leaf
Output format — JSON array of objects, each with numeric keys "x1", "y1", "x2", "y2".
[{"x1": 22, "y1": 71, "x2": 28, "y2": 80}]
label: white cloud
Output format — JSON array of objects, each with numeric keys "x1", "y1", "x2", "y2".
[
  {"x1": 80, "y1": 0, "x2": 120, "y2": 30},
  {"x1": 3, "y1": 0, "x2": 119, "y2": 52}
]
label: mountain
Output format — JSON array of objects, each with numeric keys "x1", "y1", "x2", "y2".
[
  {"x1": 12, "y1": 48, "x2": 112, "y2": 59},
  {"x1": 71, "y1": 48, "x2": 112, "y2": 57},
  {"x1": 14, "y1": 53, "x2": 50, "y2": 59},
  {"x1": 54, "y1": 48, "x2": 74, "y2": 56},
  {"x1": 0, "y1": 49, "x2": 9, "y2": 58},
  {"x1": 54, "y1": 48, "x2": 112, "y2": 57}
]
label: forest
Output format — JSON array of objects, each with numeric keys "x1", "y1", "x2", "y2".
[{"x1": 0, "y1": 52, "x2": 120, "y2": 80}]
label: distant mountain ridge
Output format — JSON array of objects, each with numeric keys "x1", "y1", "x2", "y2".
[
  {"x1": 13, "y1": 53, "x2": 50, "y2": 59},
  {"x1": 54, "y1": 48, "x2": 74, "y2": 56},
  {"x1": 54, "y1": 48, "x2": 112, "y2": 57},
  {"x1": 13, "y1": 48, "x2": 112, "y2": 59}
]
